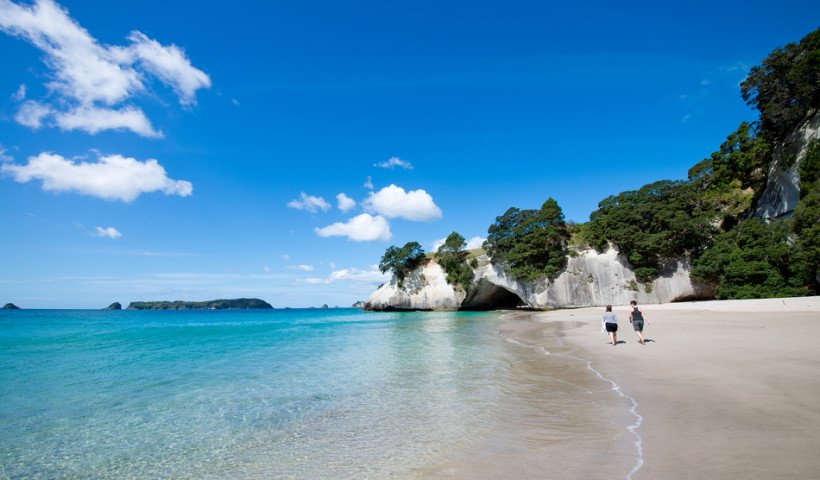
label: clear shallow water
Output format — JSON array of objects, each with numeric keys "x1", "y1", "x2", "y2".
[{"x1": 0, "y1": 309, "x2": 520, "y2": 478}]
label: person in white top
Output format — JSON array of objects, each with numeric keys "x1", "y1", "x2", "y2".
[{"x1": 602, "y1": 305, "x2": 618, "y2": 346}]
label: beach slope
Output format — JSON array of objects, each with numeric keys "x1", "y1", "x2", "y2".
[{"x1": 538, "y1": 297, "x2": 820, "y2": 480}]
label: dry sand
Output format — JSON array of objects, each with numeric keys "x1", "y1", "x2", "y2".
[{"x1": 536, "y1": 296, "x2": 820, "y2": 480}]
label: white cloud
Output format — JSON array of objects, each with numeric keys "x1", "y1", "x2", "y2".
[
  {"x1": 336, "y1": 192, "x2": 356, "y2": 212},
  {"x1": 0, "y1": 0, "x2": 210, "y2": 136},
  {"x1": 282, "y1": 254, "x2": 290, "y2": 261},
  {"x1": 374, "y1": 156, "x2": 413, "y2": 169},
  {"x1": 94, "y1": 226, "x2": 121, "y2": 239},
  {"x1": 0, "y1": 146, "x2": 12, "y2": 162},
  {"x1": 304, "y1": 264, "x2": 389, "y2": 285},
  {"x1": 363, "y1": 176, "x2": 374, "y2": 190},
  {"x1": 125, "y1": 31, "x2": 211, "y2": 105},
  {"x1": 362, "y1": 184, "x2": 442, "y2": 221},
  {"x1": 287, "y1": 192, "x2": 330, "y2": 213},
  {"x1": 11, "y1": 83, "x2": 25, "y2": 100},
  {"x1": 431, "y1": 237, "x2": 446, "y2": 252},
  {"x1": 315, "y1": 213, "x2": 392, "y2": 242},
  {"x1": 287, "y1": 264, "x2": 314, "y2": 272},
  {"x1": 2, "y1": 151, "x2": 193, "y2": 202},
  {"x1": 14, "y1": 101, "x2": 50, "y2": 128},
  {"x1": 432, "y1": 235, "x2": 485, "y2": 252},
  {"x1": 465, "y1": 236, "x2": 486, "y2": 250},
  {"x1": 53, "y1": 105, "x2": 162, "y2": 138}
]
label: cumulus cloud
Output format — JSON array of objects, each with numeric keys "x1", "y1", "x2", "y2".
[
  {"x1": 466, "y1": 236, "x2": 486, "y2": 250},
  {"x1": 363, "y1": 176, "x2": 374, "y2": 190},
  {"x1": 374, "y1": 156, "x2": 413, "y2": 170},
  {"x1": 362, "y1": 184, "x2": 442, "y2": 221},
  {"x1": 287, "y1": 192, "x2": 331, "y2": 213},
  {"x1": 53, "y1": 105, "x2": 162, "y2": 138},
  {"x1": 0, "y1": 146, "x2": 12, "y2": 162},
  {"x1": 431, "y1": 237, "x2": 446, "y2": 252},
  {"x1": 287, "y1": 264, "x2": 314, "y2": 272},
  {"x1": 315, "y1": 213, "x2": 391, "y2": 242},
  {"x1": 0, "y1": 0, "x2": 210, "y2": 136},
  {"x1": 336, "y1": 192, "x2": 356, "y2": 212},
  {"x1": 304, "y1": 264, "x2": 389, "y2": 285},
  {"x1": 14, "y1": 101, "x2": 50, "y2": 128},
  {"x1": 94, "y1": 226, "x2": 121, "y2": 239},
  {"x1": 1, "y1": 151, "x2": 193, "y2": 202}
]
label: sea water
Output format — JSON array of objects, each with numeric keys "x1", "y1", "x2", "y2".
[{"x1": 0, "y1": 309, "x2": 636, "y2": 479}]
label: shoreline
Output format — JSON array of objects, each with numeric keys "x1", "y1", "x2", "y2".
[{"x1": 532, "y1": 296, "x2": 820, "y2": 479}]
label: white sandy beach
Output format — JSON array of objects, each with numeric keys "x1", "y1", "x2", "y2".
[{"x1": 537, "y1": 296, "x2": 820, "y2": 480}]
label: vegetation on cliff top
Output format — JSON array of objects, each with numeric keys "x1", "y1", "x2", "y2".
[
  {"x1": 435, "y1": 232, "x2": 474, "y2": 291},
  {"x1": 378, "y1": 241, "x2": 427, "y2": 288}
]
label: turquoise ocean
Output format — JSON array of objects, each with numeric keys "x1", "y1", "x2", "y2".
[{"x1": 0, "y1": 309, "x2": 636, "y2": 479}]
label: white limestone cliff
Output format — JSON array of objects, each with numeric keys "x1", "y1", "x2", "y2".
[
  {"x1": 756, "y1": 111, "x2": 820, "y2": 219},
  {"x1": 365, "y1": 248, "x2": 711, "y2": 311}
]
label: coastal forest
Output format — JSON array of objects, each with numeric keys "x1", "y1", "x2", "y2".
[{"x1": 380, "y1": 27, "x2": 819, "y2": 300}]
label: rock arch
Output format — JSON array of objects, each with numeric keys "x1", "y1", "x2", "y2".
[{"x1": 460, "y1": 279, "x2": 528, "y2": 310}]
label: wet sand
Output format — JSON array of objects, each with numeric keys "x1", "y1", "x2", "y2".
[{"x1": 536, "y1": 297, "x2": 820, "y2": 479}]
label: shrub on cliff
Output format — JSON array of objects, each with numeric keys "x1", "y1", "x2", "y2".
[
  {"x1": 485, "y1": 198, "x2": 569, "y2": 281},
  {"x1": 379, "y1": 241, "x2": 427, "y2": 288},
  {"x1": 692, "y1": 219, "x2": 812, "y2": 299},
  {"x1": 586, "y1": 180, "x2": 716, "y2": 282},
  {"x1": 435, "y1": 231, "x2": 474, "y2": 291}
]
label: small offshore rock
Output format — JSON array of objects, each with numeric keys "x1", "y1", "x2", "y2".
[{"x1": 2, "y1": 303, "x2": 21, "y2": 310}]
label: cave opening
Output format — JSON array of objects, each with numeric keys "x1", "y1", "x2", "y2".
[{"x1": 460, "y1": 279, "x2": 528, "y2": 311}]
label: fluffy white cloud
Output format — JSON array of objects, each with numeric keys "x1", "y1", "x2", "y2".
[
  {"x1": 2, "y1": 152, "x2": 193, "y2": 202},
  {"x1": 94, "y1": 226, "x2": 121, "y2": 239},
  {"x1": 0, "y1": 0, "x2": 210, "y2": 136},
  {"x1": 336, "y1": 192, "x2": 356, "y2": 212},
  {"x1": 374, "y1": 156, "x2": 413, "y2": 169},
  {"x1": 362, "y1": 184, "x2": 442, "y2": 221},
  {"x1": 363, "y1": 176, "x2": 374, "y2": 190},
  {"x1": 14, "y1": 101, "x2": 50, "y2": 128},
  {"x1": 431, "y1": 235, "x2": 485, "y2": 252},
  {"x1": 287, "y1": 264, "x2": 314, "y2": 272},
  {"x1": 287, "y1": 192, "x2": 330, "y2": 213},
  {"x1": 0, "y1": 146, "x2": 12, "y2": 162},
  {"x1": 53, "y1": 105, "x2": 162, "y2": 138},
  {"x1": 466, "y1": 236, "x2": 486, "y2": 250},
  {"x1": 304, "y1": 265, "x2": 389, "y2": 285},
  {"x1": 315, "y1": 213, "x2": 391, "y2": 242}
]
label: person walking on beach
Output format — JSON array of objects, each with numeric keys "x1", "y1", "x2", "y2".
[
  {"x1": 603, "y1": 305, "x2": 618, "y2": 346},
  {"x1": 629, "y1": 300, "x2": 648, "y2": 344}
]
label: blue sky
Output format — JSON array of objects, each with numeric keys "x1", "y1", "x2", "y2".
[{"x1": 0, "y1": 0, "x2": 817, "y2": 308}]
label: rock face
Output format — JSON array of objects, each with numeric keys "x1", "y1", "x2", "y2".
[
  {"x1": 365, "y1": 248, "x2": 712, "y2": 311},
  {"x1": 2, "y1": 303, "x2": 20, "y2": 310},
  {"x1": 756, "y1": 111, "x2": 820, "y2": 219},
  {"x1": 104, "y1": 302, "x2": 122, "y2": 310}
]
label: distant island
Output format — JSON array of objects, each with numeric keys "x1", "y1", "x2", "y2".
[
  {"x1": 104, "y1": 302, "x2": 122, "y2": 310},
  {"x1": 127, "y1": 298, "x2": 273, "y2": 310},
  {"x1": 3, "y1": 303, "x2": 20, "y2": 310}
]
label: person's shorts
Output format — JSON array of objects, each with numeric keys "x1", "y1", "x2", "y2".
[
  {"x1": 632, "y1": 320, "x2": 644, "y2": 332},
  {"x1": 605, "y1": 323, "x2": 618, "y2": 332}
]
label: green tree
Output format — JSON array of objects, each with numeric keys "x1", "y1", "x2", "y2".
[
  {"x1": 741, "y1": 27, "x2": 820, "y2": 141},
  {"x1": 379, "y1": 241, "x2": 427, "y2": 288},
  {"x1": 485, "y1": 198, "x2": 570, "y2": 281},
  {"x1": 791, "y1": 140, "x2": 820, "y2": 293},
  {"x1": 586, "y1": 180, "x2": 716, "y2": 282},
  {"x1": 435, "y1": 231, "x2": 474, "y2": 291},
  {"x1": 692, "y1": 219, "x2": 812, "y2": 299}
]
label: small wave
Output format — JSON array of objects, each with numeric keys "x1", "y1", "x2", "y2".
[{"x1": 586, "y1": 361, "x2": 644, "y2": 480}]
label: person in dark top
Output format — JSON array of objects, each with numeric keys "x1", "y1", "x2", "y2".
[{"x1": 629, "y1": 300, "x2": 649, "y2": 344}]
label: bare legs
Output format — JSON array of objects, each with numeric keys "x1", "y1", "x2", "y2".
[
  {"x1": 636, "y1": 329, "x2": 645, "y2": 344},
  {"x1": 609, "y1": 331, "x2": 617, "y2": 345}
]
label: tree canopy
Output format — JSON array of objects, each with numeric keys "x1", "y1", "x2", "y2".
[
  {"x1": 485, "y1": 198, "x2": 569, "y2": 281},
  {"x1": 741, "y1": 27, "x2": 820, "y2": 141},
  {"x1": 379, "y1": 241, "x2": 427, "y2": 288},
  {"x1": 435, "y1": 231, "x2": 474, "y2": 291}
]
